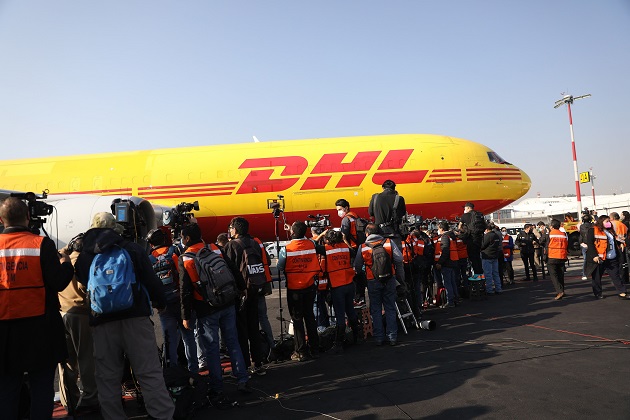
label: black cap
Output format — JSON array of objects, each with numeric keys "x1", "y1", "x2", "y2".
[{"x1": 464, "y1": 202, "x2": 474, "y2": 209}]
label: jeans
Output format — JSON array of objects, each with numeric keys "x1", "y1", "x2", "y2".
[
  {"x1": 258, "y1": 295, "x2": 275, "y2": 349},
  {"x1": 581, "y1": 246, "x2": 588, "y2": 277},
  {"x1": 367, "y1": 278, "x2": 397, "y2": 343},
  {"x1": 440, "y1": 266, "x2": 459, "y2": 305},
  {"x1": 482, "y1": 258, "x2": 501, "y2": 293},
  {"x1": 197, "y1": 306, "x2": 249, "y2": 393},
  {"x1": 0, "y1": 366, "x2": 56, "y2": 419},
  {"x1": 330, "y1": 282, "x2": 359, "y2": 344},
  {"x1": 314, "y1": 289, "x2": 330, "y2": 329},
  {"x1": 158, "y1": 300, "x2": 198, "y2": 372}
]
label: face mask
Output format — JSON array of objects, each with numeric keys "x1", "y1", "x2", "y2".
[
  {"x1": 501, "y1": 231, "x2": 507, "y2": 235},
  {"x1": 337, "y1": 210, "x2": 346, "y2": 218},
  {"x1": 604, "y1": 221, "x2": 612, "y2": 229}
]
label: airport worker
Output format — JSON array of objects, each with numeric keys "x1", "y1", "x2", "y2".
[
  {"x1": 585, "y1": 215, "x2": 629, "y2": 299},
  {"x1": 354, "y1": 223, "x2": 405, "y2": 345},
  {"x1": 223, "y1": 217, "x2": 269, "y2": 376},
  {"x1": 579, "y1": 214, "x2": 594, "y2": 280},
  {"x1": 277, "y1": 221, "x2": 324, "y2": 361},
  {"x1": 368, "y1": 179, "x2": 406, "y2": 252},
  {"x1": 500, "y1": 227, "x2": 515, "y2": 284},
  {"x1": 0, "y1": 197, "x2": 74, "y2": 419},
  {"x1": 516, "y1": 224, "x2": 539, "y2": 281},
  {"x1": 147, "y1": 228, "x2": 198, "y2": 373},
  {"x1": 546, "y1": 219, "x2": 569, "y2": 300},
  {"x1": 321, "y1": 230, "x2": 360, "y2": 354},
  {"x1": 434, "y1": 221, "x2": 460, "y2": 306},
  {"x1": 179, "y1": 223, "x2": 251, "y2": 407},
  {"x1": 459, "y1": 202, "x2": 484, "y2": 276},
  {"x1": 481, "y1": 222, "x2": 502, "y2": 295},
  {"x1": 75, "y1": 212, "x2": 174, "y2": 419},
  {"x1": 57, "y1": 233, "x2": 99, "y2": 415}
]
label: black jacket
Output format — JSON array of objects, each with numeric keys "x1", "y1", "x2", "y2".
[
  {"x1": 437, "y1": 231, "x2": 458, "y2": 268},
  {"x1": 516, "y1": 231, "x2": 538, "y2": 255},
  {"x1": 368, "y1": 189, "x2": 406, "y2": 235},
  {"x1": 481, "y1": 231, "x2": 500, "y2": 259},
  {"x1": 76, "y1": 228, "x2": 166, "y2": 326},
  {"x1": 0, "y1": 226, "x2": 74, "y2": 375}
]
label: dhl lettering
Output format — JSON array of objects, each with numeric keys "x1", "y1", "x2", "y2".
[{"x1": 237, "y1": 149, "x2": 432, "y2": 194}]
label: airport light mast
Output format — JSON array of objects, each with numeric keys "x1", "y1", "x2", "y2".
[{"x1": 554, "y1": 93, "x2": 591, "y2": 215}]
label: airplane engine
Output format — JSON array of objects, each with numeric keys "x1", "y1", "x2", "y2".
[{"x1": 43, "y1": 195, "x2": 159, "y2": 250}]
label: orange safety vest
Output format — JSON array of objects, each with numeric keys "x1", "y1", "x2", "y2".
[
  {"x1": 456, "y1": 237, "x2": 468, "y2": 259},
  {"x1": 435, "y1": 233, "x2": 459, "y2": 263},
  {"x1": 502, "y1": 234, "x2": 513, "y2": 259},
  {"x1": 0, "y1": 231, "x2": 46, "y2": 320},
  {"x1": 344, "y1": 212, "x2": 360, "y2": 249},
  {"x1": 547, "y1": 228, "x2": 568, "y2": 260},
  {"x1": 402, "y1": 235, "x2": 415, "y2": 264},
  {"x1": 253, "y1": 237, "x2": 272, "y2": 282},
  {"x1": 611, "y1": 220, "x2": 627, "y2": 237},
  {"x1": 182, "y1": 242, "x2": 222, "y2": 301},
  {"x1": 360, "y1": 239, "x2": 394, "y2": 281},
  {"x1": 593, "y1": 226, "x2": 610, "y2": 260},
  {"x1": 323, "y1": 243, "x2": 354, "y2": 288},
  {"x1": 284, "y1": 239, "x2": 321, "y2": 290}
]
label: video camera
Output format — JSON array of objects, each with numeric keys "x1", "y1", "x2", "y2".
[
  {"x1": 10, "y1": 190, "x2": 53, "y2": 235},
  {"x1": 163, "y1": 200, "x2": 199, "y2": 238},
  {"x1": 399, "y1": 213, "x2": 423, "y2": 236},
  {"x1": 305, "y1": 214, "x2": 331, "y2": 229}
]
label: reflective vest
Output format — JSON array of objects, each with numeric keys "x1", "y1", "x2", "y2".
[
  {"x1": 456, "y1": 237, "x2": 468, "y2": 259},
  {"x1": 0, "y1": 231, "x2": 45, "y2": 320},
  {"x1": 593, "y1": 226, "x2": 609, "y2": 260},
  {"x1": 360, "y1": 239, "x2": 393, "y2": 281},
  {"x1": 284, "y1": 239, "x2": 321, "y2": 290},
  {"x1": 344, "y1": 212, "x2": 359, "y2": 249},
  {"x1": 547, "y1": 229, "x2": 568, "y2": 260},
  {"x1": 253, "y1": 237, "x2": 272, "y2": 282},
  {"x1": 435, "y1": 232, "x2": 459, "y2": 263},
  {"x1": 611, "y1": 220, "x2": 627, "y2": 237},
  {"x1": 182, "y1": 242, "x2": 222, "y2": 301},
  {"x1": 502, "y1": 234, "x2": 513, "y2": 259},
  {"x1": 323, "y1": 244, "x2": 354, "y2": 288},
  {"x1": 402, "y1": 235, "x2": 415, "y2": 264}
]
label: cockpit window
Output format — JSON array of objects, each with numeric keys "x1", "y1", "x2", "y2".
[{"x1": 487, "y1": 151, "x2": 510, "y2": 164}]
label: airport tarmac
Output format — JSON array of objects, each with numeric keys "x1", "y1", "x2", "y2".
[{"x1": 53, "y1": 256, "x2": 630, "y2": 419}]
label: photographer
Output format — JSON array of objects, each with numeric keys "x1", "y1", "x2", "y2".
[
  {"x1": 335, "y1": 198, "x2": 362, "y2": 251},
  {"x1": 0, "y1": 197, "x2": 74, "y2": 419},
  {"x1": 368, "y1": 180, "x2": 406, "y2": 251}
]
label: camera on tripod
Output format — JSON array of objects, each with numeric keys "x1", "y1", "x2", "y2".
[
  {"x1": 305, "y1": 214, "x2": 331, "y2": 229},
  {"x1": 10, "y1": 190, "x2": 53, "y2": 234},
  {"x1": 162, "y1": 200, "x2": 199, "y2": 239}
]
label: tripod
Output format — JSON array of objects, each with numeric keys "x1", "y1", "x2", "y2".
[{"x1": 271, "y1": 202, "x2": 288, "y2": 343}]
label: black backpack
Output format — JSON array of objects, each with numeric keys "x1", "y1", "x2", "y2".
[
  {"x1": 468, "y1": 211, "x2": 487, "y2": 237},
  {"x1": 353, "y1": 216, "x2": 369, "y2": 245},
  {"x1": 185, "y1": 246, "x2": 238, "y2": 308},
  {"x1": 235, "y1": 238, "x2": 268, "y2": 287},
  {"x1": 367, "y1": 240, "x2": 393, "y2": 283}
]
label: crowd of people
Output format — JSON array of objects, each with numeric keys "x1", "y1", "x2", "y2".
[{"x1": 2, "y1": 181, "x2": 630, "y2": 418}]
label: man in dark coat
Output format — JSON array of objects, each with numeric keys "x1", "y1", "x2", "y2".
[
  {"x1": 0, "y1": 197, "x2": 74, "y2": 418},
  {"x1": 368, "y1": 179, "x2": 406, "y2": 251}
]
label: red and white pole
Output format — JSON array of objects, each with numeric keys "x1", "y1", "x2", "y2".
[
  {"x1": 567, "y1": 102, "x2": 582, "y2": 214},
  {"x1": 590, "y1": 169, "x2": 596, "y2": 209}
]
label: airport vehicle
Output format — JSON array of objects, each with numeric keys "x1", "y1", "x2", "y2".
[{"x1": 0, "y1": 134, "x2": 531, "y2": 247}]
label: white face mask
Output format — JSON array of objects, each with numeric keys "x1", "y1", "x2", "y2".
[{"x1": 337, "y1": 210, "x2": 346, "y2": 218}]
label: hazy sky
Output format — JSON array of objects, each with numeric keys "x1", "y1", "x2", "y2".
[{"x1": 1, "y1": 1, "x2": 628, "y2": 199}]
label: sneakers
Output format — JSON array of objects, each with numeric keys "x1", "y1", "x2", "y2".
[
  {"x1": 290, "y1": 352, "x2": 308, "y2": 362},
  {"x1": 237, "y1": 381, "x2": 253, "y2": 394},
  {"x1": 249, "y1": 364, "x2": 267, "y2": 376},
  {"x1": 581, "y1": 276, "x2": 588, "y2": 280}
]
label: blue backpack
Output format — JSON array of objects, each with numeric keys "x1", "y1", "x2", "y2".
[{"x1": 87, "y1": 244, "x2": 136, "y2": 314}]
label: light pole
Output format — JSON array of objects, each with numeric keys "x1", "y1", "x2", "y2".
[
  {"x1": 589, "y1": 167, "x2": 596, "y2": 210},
  {"x1": 554, "y1": 93, "x2": 591, "y2": 215}
]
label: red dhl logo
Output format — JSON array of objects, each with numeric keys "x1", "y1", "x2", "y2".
[{"x1": 236, "y1": 149, "x2": 428, "y2": 194}]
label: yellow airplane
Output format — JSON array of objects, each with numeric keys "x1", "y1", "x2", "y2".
[{"x1": 0, "y1": 134, "x2": 530, "y2": 246}]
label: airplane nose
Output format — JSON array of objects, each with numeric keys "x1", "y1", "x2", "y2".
[{"x1": 519, "y1": 167, "x2": 532, "y2": 196}]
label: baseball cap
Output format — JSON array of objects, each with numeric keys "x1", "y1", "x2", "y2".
[{"x1": 91, "y1": 212, "x2": 124, "y2": 234}]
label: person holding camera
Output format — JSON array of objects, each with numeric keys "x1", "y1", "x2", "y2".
[
  {"x1": 57, "y1": 233, "x2": 99, "y2": 416},
  {"x1": 277, "y1": 221, "x2": 325, "y2": 361},
  {"x1": 368, "y1": 180, "x2": 407, "y2": 252},
  {"x1": 75, "y1": 212, "x2": 174, "y2": 419},
  {"x1": 0, "y1": 197, "x2": 74, "y2": 419}
]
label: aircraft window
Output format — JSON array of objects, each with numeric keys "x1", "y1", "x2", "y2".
[{"x1": 487, "y1": 151, "x2": 510, "y2": 164}]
